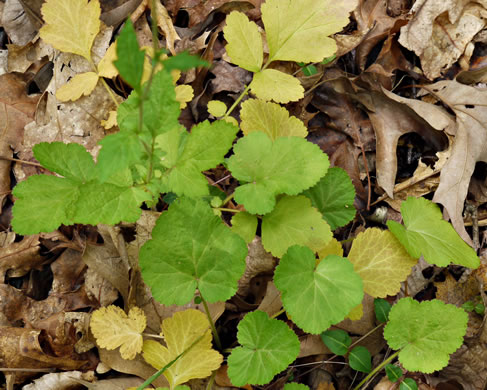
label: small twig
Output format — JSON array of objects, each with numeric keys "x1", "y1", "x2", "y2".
[{"x1": 0, "y1": 156, "x2": 42, "y2": 167}]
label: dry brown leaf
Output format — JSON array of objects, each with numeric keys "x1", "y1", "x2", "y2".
[
  {"x1": 0, "y1": 235, "x2": 45, "y2": 278},
  {"x1": 210, "y1": 60, "x2": 252, "y2": 94},
  {"x1": 1, "y1": 0, "x2": 37, "y2": 46},
  {"x1": 22, "y1": 370, "x2": 95, "y2": 390}
]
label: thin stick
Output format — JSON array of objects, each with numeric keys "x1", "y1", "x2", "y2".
[{"x1": 0, "y1": 156, "x2": 42, "y2": 167}]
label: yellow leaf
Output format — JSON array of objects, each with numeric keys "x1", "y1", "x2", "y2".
[
  {"x1": 223, "y1": 11, "x2": 263, "y2": 72},
  {"x1": 175, "y1": 85, "x2": 194, "y2": 109},
  {"x1": 240, "y1": 99, "x2": 307, "y2": 140},
  {"x1": 317, "y1": 237, "x2": 343, "y2": 262},
  {"x1": 90, "y1": 305, "x2": 146, "y2": 360},
  {"x1": 262, "y1": 0, "x2": 352, "y2": 63},
  {"x1": 40, "y1": 0, "x2": 101, "y2": 60},
  {"x1": 250, "y1": 69, "x2": 304, "y2": 103},
  {"x1": 101, "y1": 110, "x2": 118, "y2": 129},
  {"x1": 143, "y1": 309, "x2": 223, "y2": 389},
  {"x1": 348, "y1": 228, "x2": 417, "y2": 298},
  {"x1": 208, "y1": 100, "x2": 227, "y2": 117},
  {"x1": 55, "y1": 72, "x2": 99, "y2": 102},
  {"x1": 97, "y1": 42, "x2": 118, "y2": 78},
  {"x1": 223, "y1": 116, "x2": 239, "y2": 127},
  {"x1": 346, "y1": 303, "x2": 363, "y2": 320}
]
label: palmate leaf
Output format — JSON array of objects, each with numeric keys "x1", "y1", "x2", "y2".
[
  {"x1": 227, "y1": 311, "x2": 300, "y2": 386},
  {"x1": 387, "y1": 197, "x2": 480, "y2": 268},
  {"x1": 348, "y1": 228, "x2": 417, "y2": 298},
  {"x1": 383, "y1": 298, "x2": 468, "y2": 373},
  {"x1": 227, "y1": 132, "x2": 329, "y2": 215},
  {"x1": 139, "y1": 198, "x2": 247, "y2": 305},
  {"x1": 143, "y1": 309, "x2": 222, "y2": 389},
  {"x1": 231, "y1": 212, "x2": 258, "y2": 243},
  {"x1": 274, "y1": 246, "x2": 363, "y2": 334}
]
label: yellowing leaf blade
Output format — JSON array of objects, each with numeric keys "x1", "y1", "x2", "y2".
[
  {"x1": 224, "y1": 11, "x2": 263, "y2": 72},
  {"x1": 250, "y1": 69, "x2": 304, "y2": 103},
  {"x1": 348, "y1": 228, "x2": 417, "y2": 298},
  {"x1": 97, "y1": 42, "x2": 118, "y2": 78},
  {"x1": 142, "y1": 309, "x2": 223, "y2": 388},
  {"x1": 240, "y1": 99, "x2": 307, "y2": 140},
  {"x1": 90, "y1": 305, "x2": 146, "y2": 360},
  {"x1": 40, "y1": 0, "x2": 101, "y2": 60},
  {"x1": 175, "y1": 84, "x2": 194, "y2": 109},
  {"x1": 55, "y1": 72, "x2": 99, "y2": 102}
]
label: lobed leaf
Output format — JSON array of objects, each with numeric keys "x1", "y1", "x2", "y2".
[
  {"x1": 387, "y1": 197, "x2": 480, "y2": 268},
  {"x1": 227, "y1": 311, "x2": 300, "y2": 386},
  {"x1": 231, "y1": 212, "x2": 258, "y2": 243},
  {"x1": 250, "y1": 69, "x2": 304, "y2": 103},
  {"x1": 55, "y1": 72, "x2": 99, "y2": 102},
  {"x1": 274, "y1": 246, "x2": 363, "y2": 334}
]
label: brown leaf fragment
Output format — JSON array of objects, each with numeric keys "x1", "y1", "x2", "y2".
[
  {"x1": 428, "y1": 80, "x2": 487, "y2": 246},
  {"x1": 0, "y1": 235, "x2": 45, "y2": 278},
  {"x1": 210, "y1": 60, "x2": 252, "y2": 94},
  {"x1": 1, "y1": 0, "x2": 37, "y2": 45}
]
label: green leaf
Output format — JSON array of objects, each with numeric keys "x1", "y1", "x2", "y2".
[
  {"x1": 261, "y1": 195, "x2": 332, "y2": 257},
  {"x1": 227, "y1": 132, "x2": 329, "y2": 215},
  {"x1": 227, "y1": 311, "x2": 300, "y2": 386},
  {"x1": 274, "y1": 246, "x2": 363, "y2": 334},
  {"x1": 240, "y1": 99, "x2": 307, "y2": 140},
  {"x1": 33, "y1": 142, "x2": 95, "y2": 182},
  {"x1": 303, "y1": 167, "x2": 356, "y2": 230},
  {"x1": 320, "y1": 329, "x2": 351, "y2": 355},
  {"x1": 231, "y1": 212, "x2": 258, "y2": 243},
  {"x1": 12, "y1": 175, "x2": 79, "y2": 234},
  {"x1": 223, "y1": 11, "x2": 263, "y2": 72},
  {"x1": 162, "y1": 51, "x2": 208, "y2": 72},
  {"x1": 159, "y1": 120, "x2": 238, "y2": 197},
  {"x1": 462, "y1": 301, "x2": 475, "y2": 312},
  {"x1": 115, "y1": 19, "x2": 145, "y2": 91},
  {"x1": 374, "y1": 298, "x2": 392, "y2": 323},
  {"x1": 385, "y1": 364, "x2": 403, "y2": 382},
  {"x1": 400, "y1": 378, "x2": 418, "y2": 390},
  {"x1": 383, "y1": 297, "x2": 468, "y2": 373},
  {"x1": 284, "y1": 384, "x2": 310, "y2": 390},
  {"x1": 261, "y1": 0, "x2": 351, "y2": 63},
  {"x1": 250, "y1": 69, "x2": 304, "y2": 103},
  {"x1": 207, "y1": 100, "x2": 227, "y2": 117},
  {"x1": 475, "y1": 303, "x2": 485, "y2": 315},
  {"x1": 139, "y1": 198, "x2": 247, "y2": 305},
  {"x1": 387, "y1": 197, "x2": 480, "y2": 268},
  {"x1": 349, "y1": 346, "x2": 372, "y2": 373}
]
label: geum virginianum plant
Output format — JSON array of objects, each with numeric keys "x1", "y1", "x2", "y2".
[{"x1": 10, "y1": 0, "x2": 480, "y2": 389}]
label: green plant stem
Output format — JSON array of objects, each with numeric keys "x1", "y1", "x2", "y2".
[
  {"x1": 352, "y1": 350, "x2": 400, "y2": 390},
  {"x1": 215, "y1": 207, "x2": 241, "y2": 213},
  {"x1": 222, "y1": 193, "x2": 235, "y2": 206},
  {"x1": 136, "y1": 332, "x2": 207, "y2": 390},
  {"x1": 206, "y1": 370, "x2": 217, "y2": 390},
  {"x1": 224, "y1": 84, "x2": 251, "y2": 118},
  {"x1": 200, "y1": 295, "x2": 223, "y2": 351},
  {"x1": 270, "y1": 308, "x2": 286, "y2": 319}
]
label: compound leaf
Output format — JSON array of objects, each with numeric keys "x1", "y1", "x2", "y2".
[
  {"x1": 228, "y1": 132, "x2": 329, "y2": 215},
  {"x1": 224, "y1": 11, "x2": 263, "y2": 72},
  {"x1": 348, "y1": 228, "x2": 417, "y2": 298},
  {"x1": 261, "y1": 195, "x2": 332, "y2": 257},
  {"x1": 274, "y1": 246, "x2": 363, "y2": 334},
  {"x1": 250, "y1": 69, "x2": 303, "y2": 103},
  {"x1": 143, "y1": 309, "x2": 222, "y2": 388},
  {"x1": 240, "y1": 99, "x2": 307, "y2": 140},
  {"x1": 90, "y1": 305, "x2": 146, "y2": 360},
  {"x1": 227, "y1": 311, "x2": 300, "y2": 386},
  {"x1": 387, "y1": 197, "x2": 480, "y2": 268},
  {"x1": 139, "y1": 198, "x2": 247, "y2": 305},
  {"x1": 55, "y1": 72, "x2": 99, "y2": 102},
  {"x1": 303, "y1": 167, "x2": 356, "y2": 230},
  {"x1": 262, "y1": 0, "x2": 351, "y2": 63},
  {"x1": 231, "y1": 212, "x2": 258, "y2": 243},
  {"x1": 40, "y1": 0, "x2": 100, "y2": 60},
  {"x1": 383, "y1": 297, "x2": 468, "y2": 373}
]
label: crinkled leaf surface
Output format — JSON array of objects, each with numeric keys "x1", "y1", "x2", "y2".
[
  {"x1": 159, "y1": 120, "x2": 238, "y2": 197},
  {"x1": 261, "y1": 0, "x2": 351, "y2": 63},
  {"x1": 90, "y1": 305, "x2": 146, "y2": 360},
  {"x1": 40, "y1": 0, "x2": 100, "y2": 60},
  {"x1": 224, "y1": 11, "x2": 263, "y2": 72},
  {"x1": 143, "y1": 309, "x2": 222, "y2": 388},
  {"x1": 240, "y1": 99, "x2": 307, "y2": 140},
  {"x1": 383, "y1": 297, "x2": 468, "y2": 373},
  {"x1": 387, "y1": 197, "x2": 479, "y2": 268},
  {"x1": 227, "y1": 311, "x2": 300, "y2": 386},
  {"x1": 348, "y1": 228, "x2": 416, "y2": 298},
  {"x1": 55, "y1": 72, "x2": 99, "y2": 102},
  {"x1": 231, "y1": 212, "x2": 258, "y2": 243},
  {"x1": 227, "y1": 132, "x2": 329, "y2": 215},
  {"x1": 139, "y1": 198, "x2": 247, "y2": 305},
  {"x1": 250, "y1": 69, "x2": 304, "y2": 103},
  {"x1": 261, "y1": 195, "x2": 332, "y2": 257},
  {"x1": 274, "y1": 246, "x2": 363, "y2": 334},
  {"x1": 303, "y1": 167, "x2": 356, "y2": 230}
]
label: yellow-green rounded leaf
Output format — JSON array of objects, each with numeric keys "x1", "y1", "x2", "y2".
[
  {"x1": 224, "y1": 11, "x2": 263, "y2": 72},
  {"x1": 348, "y1": 228, "x2": 417, "y2": 298},
  {"x1": 240, "y1": 99, "x2": 307, "y2": 140},
  {"x1": 208, "y1": 100, "x2": 228, "y2": 117},
  {"x1": 55, "y1": 72, "x2": 99, "y2": 102},
  {"x1": 250, "y1": 69, "x2": 304, "y2": 103},
  {"x1": 175, "y1": 84, "x2": 194, "y2": 109},
  {"x1": 40, "y1": 0, "x2": 101, "y2": 60}
]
